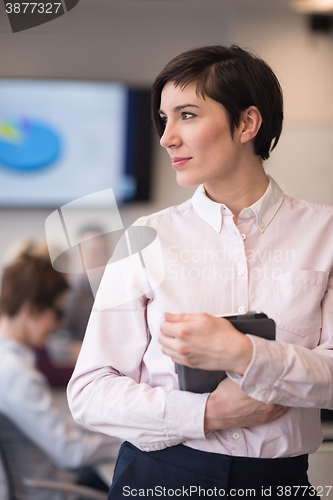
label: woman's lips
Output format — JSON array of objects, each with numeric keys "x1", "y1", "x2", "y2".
[{"x1": 171, "y1": 157, "x2": 192, "y2": 168}]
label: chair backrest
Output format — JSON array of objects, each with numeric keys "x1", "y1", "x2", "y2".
[
  {"x1": 0, "y1": 437, "x2": 12, "y2": 500},
  {"x1": 0, "y1": 413, "x2": 66, "y2": 500},
  {"x1": 0, "y1": 413, "x2": 108, "y2": 500}
]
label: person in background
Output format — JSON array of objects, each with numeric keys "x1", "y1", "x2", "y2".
[
  {"x1": 2, "y1": 230, "x2": 110, "y2": 385},
  {"x1": 0, "y1": 252, "x2": 121, "y2": 500},
  {"x1": 2, "y1": 238, "x2": 77, "y2": 387},
  {"x1": 64, "y1": 225, "x2": 110, "y2": 345}
]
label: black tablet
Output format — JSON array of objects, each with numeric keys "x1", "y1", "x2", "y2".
[{"x1": 175, "y1": 311, "x2": 275, "y2": 394}]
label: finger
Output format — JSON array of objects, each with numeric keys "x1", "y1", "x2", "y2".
[
  {"x1": 161, "y1": 313, "x2": 206, "y2": 338},
  {"x1": 276, "y1": 406, "x2": 286, "y2": 416},
  {"x1": 164, "y1": 312, "x2": 186, "y2": 322},
  {"x1": 160, "y1": 321, "x2": 179, "y2": 338},
  {"x1": 266, "y1": 405, "x2": 286, "y2": 423},
  {"x1": 158, "y1": 332, "x2": 181, "y2": 351},
  {"x1": 159, "y1": 338, "x2": 186, "y2": 364},
  {"x1": 269, "y1": 404, "x2": 285, "y2": 414},
  {"x1": 158, "y1": 331, "x2": 171, "y2": 346},
  {"x1": 160, "y1": 317, "x2": 197, "y2": 339},
  {"x1": 160, "y1": 345, "x2": 181, "y2": 363},
  {"x1": 164, "y1": 312, "x2": 204, "y2": 323}
]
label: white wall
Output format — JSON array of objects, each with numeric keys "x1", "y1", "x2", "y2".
[
  {"x1": 234, "y1": 9, "x2": 333, "y2": 204},
  {"x1": 0, "y1": 0, "x2": 332, "y2": 267}
]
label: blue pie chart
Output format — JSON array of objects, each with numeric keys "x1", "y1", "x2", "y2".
[{"x1": 0, "y1": 119, "x2": 62, "y2": 172}]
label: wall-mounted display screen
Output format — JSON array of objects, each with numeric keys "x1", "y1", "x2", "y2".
[{"x1": 0, "y1": 79, "x2": 153, "y2": 207}]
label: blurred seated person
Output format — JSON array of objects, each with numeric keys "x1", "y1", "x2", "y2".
[
  {"x1": 64, "y1": 225, "x2": 110, "y2": 345},
  {"x1": 0, "y1": 252, "x2": 121, "y2": 500},
  {"x1": 2, "y1": 239, "x2": 77, "y2": 387}
]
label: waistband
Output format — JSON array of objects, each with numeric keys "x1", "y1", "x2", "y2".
[{"x1": 127, "y1": 442, "x2": 309, "y2": 483}]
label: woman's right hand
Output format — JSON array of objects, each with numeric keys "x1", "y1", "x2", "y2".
[{"x1": 204, "y1": 377, "x2": 285, "y2": 432}]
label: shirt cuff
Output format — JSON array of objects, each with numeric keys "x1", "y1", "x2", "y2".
[
  {"x1": 167, "y1": 389, "x2": 208, "y2": 441},
  {"x1": 237, "y1": 335, "x2": 285, "y2": 403},
  {"x1": 226, "y1": 334, "x2": 257, "y2": 384}
]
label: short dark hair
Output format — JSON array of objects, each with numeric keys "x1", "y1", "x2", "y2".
[
  {"x1": 0, "y1": 253, "x2": 69, "y2": 317},
  {"x1": 151, "y1": 45, "x2": 283, "y2": 160}
]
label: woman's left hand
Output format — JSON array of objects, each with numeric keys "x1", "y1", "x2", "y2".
[{"x1": 159, "y1": 312, "x2": 253, "y2": 375}]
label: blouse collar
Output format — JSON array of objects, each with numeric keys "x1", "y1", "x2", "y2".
[{"x1": 191, "y1": 175, "x2": 284, "y2": 234}]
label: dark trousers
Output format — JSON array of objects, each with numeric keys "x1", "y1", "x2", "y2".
[{"x1": 108, "y1": 441, "x2": 317, "y2": 499}]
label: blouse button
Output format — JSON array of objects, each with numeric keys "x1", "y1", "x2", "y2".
[
  {"x1": 233, "y1": 433, "x2": 240, "y2": 440},
  {"x1": 241, "y1": 233, "x2": 246, "y2": 240}
]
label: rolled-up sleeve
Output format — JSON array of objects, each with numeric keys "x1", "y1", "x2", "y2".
[
  {"x1": 230, "y1": 272, "x2": 333, "y2": 409},
  {"x1": 67, "y1": 296, "x2": 208, "y2": 451}
]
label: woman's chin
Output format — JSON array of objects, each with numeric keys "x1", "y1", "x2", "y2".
[{"x1": 175, "y1": 173, "x2": 200, "y2": 188}]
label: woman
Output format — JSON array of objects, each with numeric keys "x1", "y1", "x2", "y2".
[
  {"x1": 67, "y1": 46, "x2": 333, "y2": 498},
  {"x1": 0, "y1": 252, "x2": 121, "y2": 500}
]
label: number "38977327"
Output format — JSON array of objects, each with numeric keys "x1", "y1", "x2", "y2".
[{"x1": 5, "y1": 3, "x2": 62, "y2": 14}]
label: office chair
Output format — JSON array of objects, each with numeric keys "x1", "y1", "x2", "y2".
[
  {"x1": 0, "y1": 443, "x2": 10, "y2": 500},
  {"x1": 0, "y1": 413, "x2": 108, "y2": 500}
]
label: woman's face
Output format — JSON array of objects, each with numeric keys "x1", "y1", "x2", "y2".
[{"x1": 159, "y1": 81, "x2": 244, "y2": 190}]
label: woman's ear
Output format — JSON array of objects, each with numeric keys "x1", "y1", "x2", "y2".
[{"x1": 239, "y1": 106, "x2": 262, "y2": 145}]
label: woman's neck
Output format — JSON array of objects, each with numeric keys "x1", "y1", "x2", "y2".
[{"x1": 203, "y1": 160, "x2": 268, "y2": 222}]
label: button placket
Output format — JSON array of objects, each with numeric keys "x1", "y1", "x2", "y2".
[
  {"x1": 233, "y1": 225, "x2": 249, "y2": 316},
  {"x1": 227, "y1": 428, "x2": 247, "y2": 454},
  {"x1": 223, "y1": 217, "x2": 249, "y2": 315}
]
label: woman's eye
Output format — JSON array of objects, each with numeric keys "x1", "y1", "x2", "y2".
[
  {"x1": 182, "y1": 112, "x2": 195, "y2": 120},
  {"x1": 159, "y1": 115, "x2": 167, "y2": 125}
]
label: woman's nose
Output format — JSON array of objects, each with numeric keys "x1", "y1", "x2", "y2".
[{"x1": 160, "y1": 122, "x2": 181, "y2": 149}]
